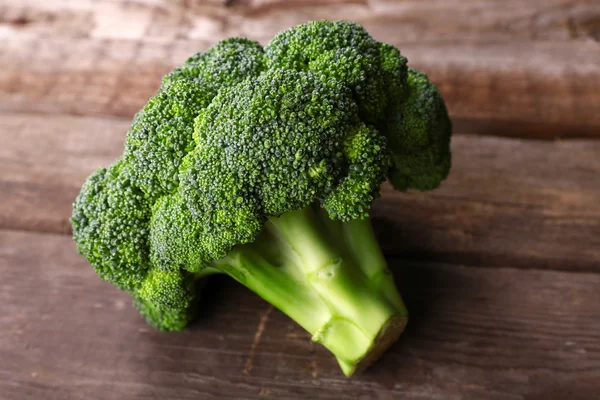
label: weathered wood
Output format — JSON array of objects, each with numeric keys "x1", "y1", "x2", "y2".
[
  {"x1": 2, "y1": 113, "x2": 599, "y2": 271},
  {"x1": 0, "y1": 113, "x2": 128, "y2": 234},
  {"x1": 2, "y1": 1, "x2": 600, "y2": 398},
  {"x1": 1, "y1": 230, "x2": 599, "y2": 399},
  {"x1": 375, "y1": 134, "x2": 600, "y2": 271},
  {"x1": 2, "y1": 0, "x2": 599, "y2": 43},
  {"x1": 1, "y1": 0, "x2": 599, "y2": 137}
]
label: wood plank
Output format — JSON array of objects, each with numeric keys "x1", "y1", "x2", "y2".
[
  {"x1": 2, "y1": 0, "x2": 598, "y2": 43},
  {"x1": 1, "y1": 230, "x2": 599, "y2": 399},
  {"x1": 0, "y1": 113, "x2": 128, "y2": 234},
  {"x1": 1, "y1": 1, "x2": 599, "y2": 137},
  {"x1": 2, "y1": 113, "x2": 599, "y2": 270},
  {"x1": 375, "y1": 134, "x2": 600, "y2": 272}
]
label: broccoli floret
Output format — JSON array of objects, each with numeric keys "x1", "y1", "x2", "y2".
[
  {"x1": 149, "y1": 193, "x2": 209, "y2": 273},
  {"x1": 71, "y1": 161, "x2": 150, "y2": 292},
  {"x1": 71, "y1": 161, "x2": 211, "y2": 331},
  {"x1": 322, "y1": 123, "x2": 390, "y2": 220},
  {"x1": 266, "y1": 20, "x2": 396, "y2": 123},
  {"x1": 72, "y1": 20, "x2": 452, "y2": 376},
  {"x1": 164, "y1": 37, "x2": 265, "y2": 88},
  {"x1": 125, "y1": 38, "x2": 266, "y2": 202},
  {"x1": 385, "y1": 68, "x2": 452, "y2": 191},
  {"x1": 187, "y1": 69, "x2": 357, "y2": 217},
  {"x1": 123, "y1": 80, "x2": 207, "y2": 201},
  {"x1": 133, "y1": 268, "x2": 203, "y2": 331}
]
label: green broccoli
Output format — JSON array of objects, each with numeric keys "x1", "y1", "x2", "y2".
[{"x1": 71, "y1": 20, "x2": 452, "y2": 376}]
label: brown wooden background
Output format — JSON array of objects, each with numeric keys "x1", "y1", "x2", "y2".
[{"x1": 1, "y1": 1, "x2": 599, "y2": 399}]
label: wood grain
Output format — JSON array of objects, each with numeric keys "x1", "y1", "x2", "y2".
[
  {"x1": 1, "y1": 230, "x2": 599, "y2": 400},
  {"x1": 1, "y1": 1, "x2": 599, "y2": 138},
  {"x1": 1, "y1": 113, "x2": 599, "y2": 271},
  {"x1": 0, "y1": 113, "x2": 127, "y2": 234},
  {"x1": 2, "y1": 0, "x2": 599, "y2": 43},
  {"x1": 2, "y1": 2, "x2": 600, "y2": 397},
  {"x1": 375, "y1": 135, "x2": 600, "y2": 272}
]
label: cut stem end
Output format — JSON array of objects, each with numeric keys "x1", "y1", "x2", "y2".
[{"x1": 337, "y1": 314, "x2": 408, "y2": 377}]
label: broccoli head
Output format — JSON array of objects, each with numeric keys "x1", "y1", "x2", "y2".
[{"x1": 72, "y1": 20, "x2": 452, "y2": 376}]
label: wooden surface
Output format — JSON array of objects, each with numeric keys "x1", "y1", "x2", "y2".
[
  {"x1": 1, "y1": 1, "x2": 600, "y2": 399},
  {"x1": 2, "y1": 0, "x2": 600, "y2": 138},
  {"x1": 2, "y1": 231, "x2": 600, "y2": 400}
]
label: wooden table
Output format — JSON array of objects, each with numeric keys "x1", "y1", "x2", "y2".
[{"x1": 1, "y1": 1, "x2": 599, "y2": 399}]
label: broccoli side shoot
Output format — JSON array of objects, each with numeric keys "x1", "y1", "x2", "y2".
[
  {"x1": 71, "y1": 161, "x2": 207, "y2": 331},
  {"x1": 385, "y1": 68, "x2": 452, "y2": 191}
]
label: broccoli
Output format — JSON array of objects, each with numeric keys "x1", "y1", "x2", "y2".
[{"x1": 71, "y1": 20, "x2": 452, "y2": 376}]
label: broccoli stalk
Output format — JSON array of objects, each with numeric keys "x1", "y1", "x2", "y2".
[{"x1": 212, "y1": 205, "x2": 407, "y2": 376}]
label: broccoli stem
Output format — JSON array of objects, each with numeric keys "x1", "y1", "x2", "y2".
[
  {"x1": 341, "y1": 218, "x2": 408, "y2": 315},
  {"x1": 212, "y1": 205, "x2": 408, "y2": 376}
]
